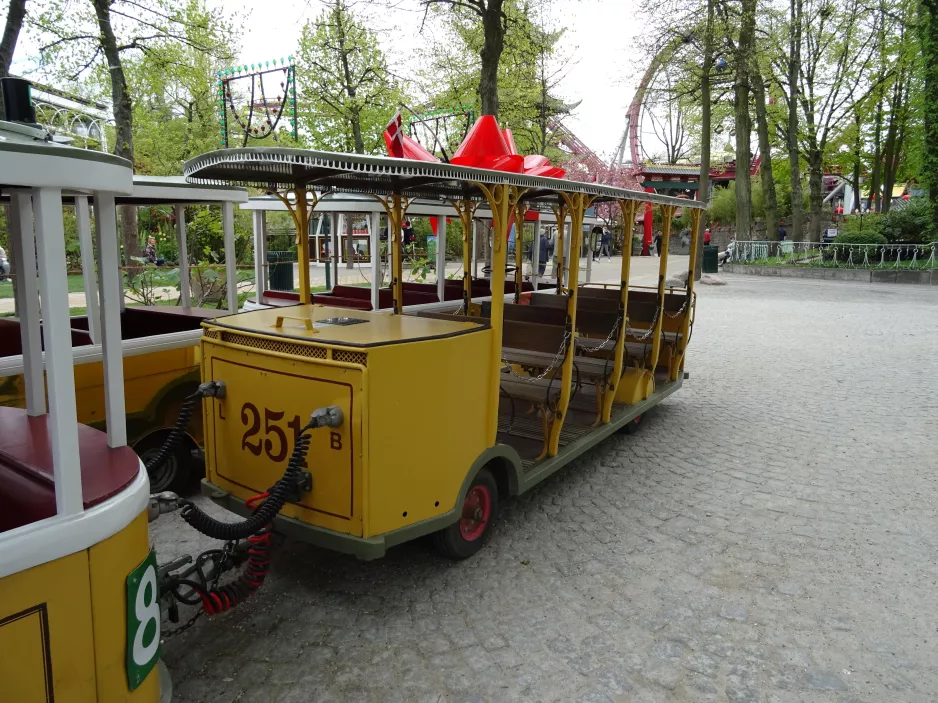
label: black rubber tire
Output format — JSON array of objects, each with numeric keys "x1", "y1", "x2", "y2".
[
  {"x1": 620, "y1": 413, "x2": 645, "y2": 435},
  {"x1": 135, "y1": 432, "x2": 193, "y2": 494},
  {"x1": 433, "y1": 468, "x2": 499, "y2": 560}
]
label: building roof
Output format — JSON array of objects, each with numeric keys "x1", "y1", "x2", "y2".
[{"x1": 641, "y1": 163, "x2": 701, "y2": 176}]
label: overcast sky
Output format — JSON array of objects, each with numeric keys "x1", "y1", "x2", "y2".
[
  {"x1": 11, "y1": 0, "x2": 651, "y2": 162},
  {"x1": 219, "y1": 0, "x2": 650, "y2": 161}
]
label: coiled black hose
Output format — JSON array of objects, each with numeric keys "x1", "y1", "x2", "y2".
[
  {"x1": 144, "y1": 392, "x2": 200, "y2": 474},
  {"x1": 178, "y1": 428, "x2": 313, "y2": 541},
  {"x1": 145, "y1": 381, "x2": 225, "y2": 475}
]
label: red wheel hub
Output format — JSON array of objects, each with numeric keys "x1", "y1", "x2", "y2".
[{"x1": 459, "y1": 485, "x2": 492, "y2": 542}]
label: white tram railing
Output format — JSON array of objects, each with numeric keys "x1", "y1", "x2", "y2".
[{"x1": 725, "y1": 240, "x2": 938, "y2": 270}]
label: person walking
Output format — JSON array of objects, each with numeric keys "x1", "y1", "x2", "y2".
[
  {"x1": 654, "y1": 230, "x2": 663, "y2": 257},
  {"x1": 600, "y1": 228, "x2": 612, "y2": 260}
]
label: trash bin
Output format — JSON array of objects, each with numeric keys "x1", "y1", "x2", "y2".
[
  {"x1": 267, "y1": 250, "x2": 295, "y2": 291},
  {"x1": 702, "y1": 244, "x2": 719, "y2": 273}
]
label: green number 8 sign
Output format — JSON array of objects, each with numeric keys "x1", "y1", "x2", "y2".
[{"x1": 126, "y1": 549, "x2": 161, "y2": 690}]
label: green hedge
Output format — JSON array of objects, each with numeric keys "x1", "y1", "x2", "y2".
[{"x1": 832, "y1": 230, "x2": 888, "y2": 245}]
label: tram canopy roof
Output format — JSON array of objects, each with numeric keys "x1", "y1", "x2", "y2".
[
  {"x1": 184, "y1": 147, "x2": 706, "y2": 210},
  {"x1": 240, "y1": 193, "x2": 602, "y2": 225},
  {"x1": 0, "y1": 120, "x2": 132, "y2": 193}
]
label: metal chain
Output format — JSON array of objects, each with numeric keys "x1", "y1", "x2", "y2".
[
  {"x1": 576, "y1": 316, "x2": 621, "y2": 353},
  {"x1": 664, "y1": 298, "x2": 688, "y2": 319},
  {"x1": 632, "y1": 305, "x2": 660, "y2": 341},
  {"x1": 162, "y1": 540, "x2": 235, "y2": 640},
  {"x1": 502, "y1": 331, "x2": 572, "y2": 383},
  {"x1": 162, "y1": 609, "x2": 203, "y2": 639}
]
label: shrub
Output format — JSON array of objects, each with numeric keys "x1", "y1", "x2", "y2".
[
  {"x1": 832, "y1": 230, "x2": 888, "y2": 246},
  {"x1": 824, "y1": 230, "x2": 887, "y2": 263},
  {"x1": 879, "y1": 198, "x2": 934, "y2": 244},
  {"x1": 838, "y1": 212, "x2": 883, "y2": 238}
]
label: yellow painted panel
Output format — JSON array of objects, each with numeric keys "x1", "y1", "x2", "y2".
[
  {"x1": 0, "y1": 348, "x2": 198, "y2": 437},
  {"x1": 0, "y1": 606, "x2": 51, "y2": 703},
  {"x1": 209, "y1": 304, "x2": 482, "y2": 346},
  {"x1": 202, "y1": 342, "x2": 363, "y2": 536},
  {"x1": 0, "y1": 551, "x2": 98, "y2": 702},
  {"x1": 364, "y1": 330, "x2": 493, "y2": 536},
  {"x1": 88, "y1": 512, "x2": 160, "y2": 703}
]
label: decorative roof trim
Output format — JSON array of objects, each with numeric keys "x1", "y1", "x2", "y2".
[{"x1": 184, "y1": 148, "x2": 706, "y2": 210}]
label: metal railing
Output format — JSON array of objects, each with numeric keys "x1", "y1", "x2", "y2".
[{"x1": 725, "y1": 240, "x2": 937, "y2": 270}]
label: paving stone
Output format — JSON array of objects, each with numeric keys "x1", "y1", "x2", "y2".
[
  {"x1": 155, "y1": 278, "x2": 938, "y2": 702},
  {"x1": 803, "y1": 668, "x2": 848, "y2": 691}
]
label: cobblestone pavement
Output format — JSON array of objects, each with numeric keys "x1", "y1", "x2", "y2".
[{"x1": 155, "y1": 276, "x2": 938, "y2": 702}]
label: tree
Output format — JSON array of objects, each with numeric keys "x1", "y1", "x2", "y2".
[
  {"x1": 0, "y1": 0, "x2": 27, "y2": 120},
  {"x1": 127, "y1": 1, "x2": 237, "y2": 174},
  {"x1": 32, "y1": 0, "x2": 232, "y2": 263},
  {"x1": 786, "y1": 0, "x2": 805, "y2": 240},
  {"x1": 421, "y1": 0, "x2": 571, "y2": 158},
  {"x1": 795, "y1": 0, "x2": 880, "y2": 241},
  {"x1": 296, "y1": 0, "x2": 403, "y2": 155},
  {"x1": 752, "y1": 66, "x2": 779, "y2": 239},
  {"x1": 921, "y1": 0, "x2": 938, "y2": 233},
  {"x1": 727, "y1": 0, "x2": 757, "y2": 240},
  {"x1": 697, "y1": 0, "x2": 714, "y2": 280},
  {"x1": 422, "y1": 0, "x2": 507, "y2": 117}
]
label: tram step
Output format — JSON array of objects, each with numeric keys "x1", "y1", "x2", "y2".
[{"x1": 496, "y1": 412, "x2": 594, "y2": 449}]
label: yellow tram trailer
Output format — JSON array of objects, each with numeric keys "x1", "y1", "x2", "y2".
[{"x1": 183, "y1": 148, "x2": 704, "y2": 559}]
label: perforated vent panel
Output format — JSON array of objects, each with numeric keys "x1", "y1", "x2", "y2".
[
  {"x1": 219, "y1": 332, "x2": 328, "y2": 359},
  {"x1": 332, "y1": 349, "x2": 367, "y2": 366}
]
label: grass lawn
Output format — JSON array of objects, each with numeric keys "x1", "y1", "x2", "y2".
[{"x1": 0, "y1": 273, "x2": 87, "y2": 298}]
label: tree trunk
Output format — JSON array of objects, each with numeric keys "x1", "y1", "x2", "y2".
[
  {"x1": 0, "y1": 0, "x2": 27, "y2": 122},
  {"x1": 696, "y1": 0, "x2": 714, "y2": 281},
  {"x1": 92, "y1": 0, "x2": 139, "y2": 265},
  {"x1": 868, "y1": 98, "x2": 883, "y2": 212},
  {"x1": 733, "y1": 0, "x2": 756, "y2": 241},
  {"x1": 478, "y1": 0, "x2": 505, "y2": 117},
  {"x1": 921, "y1": 0, "x2": 938, "y2": 234},
  {"x1": 852, "y1": 111, "x2": 862, "y2": 212},
  {"x1": 752, "y1": 68, "x2": 778, "y2": 240},
  {"x1": 880, "y1": 78, "x2": 908, "y2": 216},
  {"x1": 807, "y1": 147, "x2": 823, "y2": 241},
  {"x1": 788, "y1": 0, "x2": 804, "y2": 241}
]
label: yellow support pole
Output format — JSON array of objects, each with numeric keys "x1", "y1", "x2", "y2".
[
  {"x1": 451, "y1": 199, "x2": 478, "y2": 314},
  {"x1": 475, "y1": 183, "x2": 516, "y2": 446},
  {"x1": 548, "y1": 192, "x2": 593, "y2": 456},
  {"x1": 648, "y1": 203, "x2": 676, "y2": 373},
  {"x1": 272, "y1": 189, "x2": 319, "y2": 304},
  {"x1": 602, "y1": 199, "x2": 640, "y2": 423},
  {"x1": 391, "y1": 195, "x2": 405, "y2": 314},
  {"x1": 670, "y1": 207, "x2": 702, "y2": 380},
  {"x1": 369, "y1": 194, "x2": 409, "y2": 314},
  {"x1": 550, "y1": 202, "x2": 568, "y2": 292},
  {"x1": 514, "y1": 202, "x2": 527, "y2": 303}
]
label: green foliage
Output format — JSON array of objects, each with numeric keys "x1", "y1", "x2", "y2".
[
  {"x1": 709, "y1": 183, "x2": 736, "y2": 224},
  {"x1": 127, "y1": 1, "x2": 237, "y2": 174},
  {"x1": 296, "y1": 1, "x2": 405, "y2": 154},
  {"x1": 124, "y1": 258, "x2": 176, "y2": 306},
  {"x1": 879, "y1": 198, "x2": 935, "y2": 243},
  {"x1": 838, "y1": 213, "x2": 884, "y2": 237},
  {"x1": 421, "y1": 0, "x2": 571, "y2": 159},
  {"x1": 831, "y1": 230, "x2": 888, "y2": 245}
]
